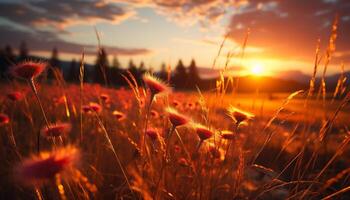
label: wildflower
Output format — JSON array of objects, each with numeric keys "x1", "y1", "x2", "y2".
[
  {"x1": 112, "y1": 110, "x2": 125, "y2": 121},
  {"x1": 178, "y1": 158, "x2": 189, "y2": 167},
  {"x1": 150, "y1": 110, "x2": 158, "y2": 118},
  {"x1": 165, "y1": 107, "x2": 190, "y2": 127},
  {"x1": 16, "y1": 146, "x2": 80, "y2": 185},
  {"x1": 82, "y1": 105, "x2": 92, "y2": 113},
  {"x1": 145, "y1": 128, "x2": 158, "y2": 141},
  {"x1": 142, "y1": 73, "x2": 170, "y2": 97},
  {"x1": 100, "y1": 94, "x2": 109, "y2": 102},
  {"x1": 194, "y1": 123, "x2": 214, "y2": 141},
  {"x1": 41, "y1": 123, "x2": 72, "y2": 138},
  {"x1": 12, "y1": 61, "x2": 46, "y2": 80},
  {"x1": 207, "y1": 144, "x2": 221, "y2": 159},
  {"x1": 0, "y1": 113, "x2": 10, "y2": 126},
  {"x1": 227, "y1": 106, "x2": 254, "y2": 125},
  {"x1": 89, "y1": 102, "x2": 102, "y2": 113},
  {"x1": 220, "y1": 130, "x2": 235, "y2": 140},
  {"x1": 172, "y1": 100, "x2": 180, "y2": 107},
  {"x1": 7, "y1": 91, "x2": 23, "y2": 102}
]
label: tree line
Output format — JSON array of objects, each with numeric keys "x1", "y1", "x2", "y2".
[{"x1": 0, "y1": 42, "x2": 202, "y2": 90}]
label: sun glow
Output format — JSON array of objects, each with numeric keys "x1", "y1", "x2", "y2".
[{"x1": 250, "y1": 63, "x2": 264, "y2": 76}]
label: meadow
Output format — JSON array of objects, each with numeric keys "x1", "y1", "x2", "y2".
[{"x1": 1, "y1": 72, "x2": 350, "y2": 199}]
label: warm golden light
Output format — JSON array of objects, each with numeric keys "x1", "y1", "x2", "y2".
[{"x1": 250, "y1": 63, "x2": 264, "y2": 76}]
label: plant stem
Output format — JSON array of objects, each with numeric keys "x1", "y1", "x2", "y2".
[{"x1": 28, "y1": 79, "x2": 50, "y2": 153}]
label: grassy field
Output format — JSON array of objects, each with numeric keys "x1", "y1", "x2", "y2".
[{"x1": 1, "y1": 78, "x2": 350, "y2": 200}]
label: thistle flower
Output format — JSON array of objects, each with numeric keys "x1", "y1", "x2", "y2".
[
  {"x1": 150, "y1": 110, "x2": 159, "y2": 118},
  {"x1": 99, "y1": 94, "x2": 109, "y2": 102},
  {"x1": 194, "y1": 123, "x2": 214, "y2": 141},
  {"x1": 145, "y1": 128, "x2": 158, "y2": 141},
  {"x1": 220, "y1": 130, "x2": 235, "y2": 140},
  {"x1": 89, "y1": 102, "x2": 102, "y2": 113},
  {"x1": 0, "y1": 113, "x2": 10, "y2": 126},
  {"x1": 7, "y1": 91, "x2": 23, "y2": 102},
  {"x1": 12, "y1": 61, "x2": 46, "y2": 80},
  {"x1": 16, "y1": 146, "x2": 80, "y2": 185},
  {"x1": 227, "y1": 106, "x2": 254, "y2": 125},
  {"x1": 82, "y1": 105, "x2": 92, "y2": 113},
  {"x1": 41, "y1": 123, "x2": 72, "y2": 138},
  {"x1": 142, "y1": 73, "x2": 170, "y2": 97},
  {"x1": 172, "y1": 100, "x2": 180, "y2": 107},
  {"x1": 165, "y1": 107, "x2": 190, "y2": 127},
  {"x1": 112, "y1": 110, "x2": 125, "y2": 121},
  {"x1": 178, "y1": 157, "x2": 189, "y2": 167}
]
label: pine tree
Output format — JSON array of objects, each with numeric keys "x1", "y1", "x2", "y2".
[
  {"x1": 18, "y1": 41, "x2": 28, "y2": 61},
  {"x1": 48, "y1": 47, "x2": 61, "y2": 80},
  {"x1": 159, "y1": 62, "x2": 167, "y2": 81},
  {"x1": 68, "y1": 59, "x2": 78, "y2": 82},
  {"x1": 188, "y1": 58, "x2": 200, "y2": 89},
  {"x1": 94, "y1": 48, "x2": 109, "y2": 85},
  {"x1": 173, "y1": 59, "x2": 188, "y2": 89}
]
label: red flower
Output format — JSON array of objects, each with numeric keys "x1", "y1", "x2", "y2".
[
  {"x1": 0, "y1": 113, "x2": 10, "y2": 126},
  {"x1": 41, "y1": 123, "x2": 72, "y2": 138},
  {"x1": 142, "y1": 73, "x2": 170, "y2": 96},
  {"x1": 12, "y1": 61, "x2": 46, "y2": 80},
  {"x1": 165, "y1": 107, "x2": 190, "y2": 127},
  {"x1": 16, "y1": 146, "x2": 79, "y2": 185},
  {"x1": 7, "y1": 91, "x2": 23, "y2": 101},
  {"x1": 145, "y1": 128, "x2": 158, "y2": 141},
  {"x1": 194, "y1": 124, "x2": 214, "y2": 141}
]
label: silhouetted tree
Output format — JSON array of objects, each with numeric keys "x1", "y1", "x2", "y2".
[
  {"x1": 138, "y1": 61, "x2": 146, "y2": 76},
  {"x1": 128, "y1": 59, "x2": 138, "y2": 77},
  {"x1": 173, "y1": 59, "x2": 188, "y2": 89},
  {"x1": 188, "y1": 58, "x2": 200, "y2": 89},
  {"x1": 18, "y1": 41, "x2": 28, "y2": 61},
  {"x1": 67, "y1": 59, "x2": 78, "y2": 82},
  {"x1": 159, "y1": 62, "x2": 167, "y2": 81},
  {"x1": 110, "y1": 56, "x2": 122, "y2": 86},
  {"x1": 94, "y1": 48, "x2": 109, "y2": 85},
  {"x1": 112, "y1": 56, "x2": 121, "y2": 70},
  {"x1": 0, "y1": 45, "x2": 16, "y2": 78},
  {"x1": 48, "y1": 47, "x2": 61, "y2": 80}
]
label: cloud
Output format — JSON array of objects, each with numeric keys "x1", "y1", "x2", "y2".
[
  {"x1": 0, "y1": 0, "x2": 133, "y2": 31},
  {"x1": 227, "y1": 0, "x2": 350, "y2": 63},
  {"x1": 0, "y1": 25, "x2": 151, "y2": 56},
  {"x1": 0, "y1": 0, "x2": 150, "y2": 56},
  {"x1": 118, "y1": 0, "x2": 237, "y2": 26}
]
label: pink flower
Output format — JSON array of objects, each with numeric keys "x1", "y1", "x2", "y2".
[
  {"x1": 145, "y1": 128, "x2": 158, "y2": 141},
  {"x1": 220, "y1": 130, "x2": 235, "y2": 140},
  {"x1": 227, "y1": 106, "x2": 254, "y2": 125},
  {"x1": 12, "y1": 61, "x2": 47, "y2": 80},
  {"x1": 142, "y1": 73, "x2": 170, "y2": 96},
  {"x1": 165, "y1": 107, "x2": 190, "y2": 127},
  {"x1": 0, "y1": 113, "x2": 10, "y2": 126},
  {"x1": 7, "y1": 91, "x2": 24, "y2": 102},
  {"x1": 16, "y1": 146, "x2": 80, "y2": 185},
  {"x1": 41, "y1": 123, "x2": 72, "y2": 138},
  {"x1": 112, "y1": 110, "x2": 125, "y2": 121},
  {"x1": 193, "y1": 123, "x2": 214, "y2": 141}
]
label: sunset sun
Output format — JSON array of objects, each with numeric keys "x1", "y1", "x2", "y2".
[{"x1": 250, "y1": 63, "x2": 264, "y2": 76}]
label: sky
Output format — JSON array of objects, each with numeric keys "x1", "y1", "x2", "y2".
[{"x1": 0, "y1": 0, "x2": 350, "y2": 77}]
